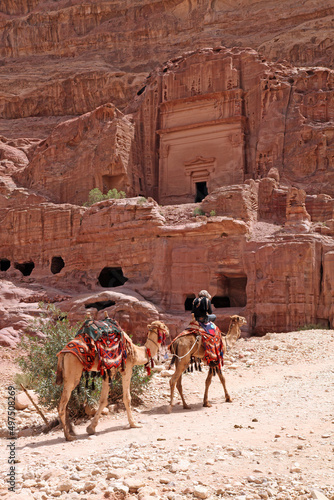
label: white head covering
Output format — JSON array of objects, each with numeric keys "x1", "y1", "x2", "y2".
[{"x1": 198, "y1": 290, "x2": 212, "y2": 300}]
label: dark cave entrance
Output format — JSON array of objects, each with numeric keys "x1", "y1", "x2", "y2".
[
  {"x1": 184, "y1": 294, "x2": 196, "y2": 311},
  {"x1": 102, "y1": 174, "x2": 125, "y2": 194},
  {"x1": 85, "y1": 300, "x2": 116, "y2": 311},
  {"x1": 51, "y1": 256, "x2": 65, "y2": 274},
  {"x1": 211, "y1": 295, "x2": 231, "y2": 308},
  {"x1": 0, "y1": 258, "x2": 10, "y2": 271},
  {"x1": 195, "y1": 182, "x2": 208, "y2": 203},
  {"x1": 214, "y1": 274, "x2": 247, "y2": 307},
  {"x1": 98, "y1": 267, "x2": 128, "y2": 288},
  {"x1": 14, "y1": 261, "x2": 35, "y2": 276}
]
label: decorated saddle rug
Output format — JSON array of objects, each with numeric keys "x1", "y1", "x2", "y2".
[
  {"x1": 169, "y1": 319, "x2": 225, "y2": 368},
  {"x1": 57, "y1": 318, "x2": 128, "y2": 375}
]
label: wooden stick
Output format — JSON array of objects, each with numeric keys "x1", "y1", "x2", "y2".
[{"x1": 19, "y1": 384, "x2": 49, "y2": 426}]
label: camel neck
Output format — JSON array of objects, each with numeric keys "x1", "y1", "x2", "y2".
[
  {"x1": 144, "y1": 337, "x2": 159, "y2": 359},
  {"x1": 135, "y1": 341, "x2": 158, "y2": 366}
]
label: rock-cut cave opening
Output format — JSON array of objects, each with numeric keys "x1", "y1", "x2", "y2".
[
  {"x1": 85, "y1": 300, "x2": 116, "y2": 311},
  {"x1": 195, "y1": 181, "x2": 208, "y2": 203},
  {"x1": 212, "y1": 296, "x2": 231, "y2": 308},
  {"x1": 184, "y1": 294, "x2": 196, "y2": 311},
  {"x1": 98, "y1": 267, "x2": 128, "y2": 288},
  {"x1": 51, "y1": 256, "x2": 65, "y2": 274},
  {"x1": 14, "y1": 261, "x2": 35, "y2": 276},
  {"x1": 215, "y1": 274, "x2": 248, "y2": 307},
  {"x1": 0, "y1": 258, "x2": 10, "y2": 271}
]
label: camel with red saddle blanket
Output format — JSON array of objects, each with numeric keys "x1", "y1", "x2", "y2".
[
  {"x1": 56, "y1": 316, "x2": 169, "y2": 441},
  {"x1": 168, "y1": 314, "x2": 247, "y2": 412}
]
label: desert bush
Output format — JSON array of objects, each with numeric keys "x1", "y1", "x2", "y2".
[
  {"x1": 137, "y1": 196, "x2": 147, "y2": 205},
  {"x1": 209, "y1": 210, "x2": 216, "y2": 216},
  {"x1": 108, "y1": 366, "x2": 151, "y2": 406},
  {"x1": 16, "y1": 304, "x2": 100, "y2": 417},
  {"x1": 193, "y1": 207, "x2": 205, "y2": 216},
  {"x1": 86, "y1": 188, "x2": 126, "y2": 206},
  {"x1": 298, "y1": 323, "x2": 329, "y2": 331}
]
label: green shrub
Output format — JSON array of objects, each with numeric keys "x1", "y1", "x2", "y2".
[
  {"x1": 209, "y1": 210, "x2": 216, "y2": 216},
  {"x1": 137, "y1": 196, "x2": 147, "y2": 205},
  {"x1": 17, "y1": 304, "x2": 151, "y2": 417},
  {"x1": 85, "y1": 188, "x2": 126, "y2": 206},
  {"x1": 108, "y1": 366, "x2": 151, "y2": 406},
  {"x1": 298, "y1": 323, "x2": 329, "y2": 331},
  {"x1": 106, "y1": 188, "x2": 126, "y2": 200},
  {"x1": 16, "y1": 304, "x2": 98, "y2": 417},
  {"x1": 193, "y1": 207, "x2": 205, "y2": 216}
]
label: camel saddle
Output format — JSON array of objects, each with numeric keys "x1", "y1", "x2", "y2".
[
  {"x1": 58, "y1": 318, "x2": 127, "y2": 375},
  {"x1": 169, "y1": 319, "x2": 225, "y2": 368}
]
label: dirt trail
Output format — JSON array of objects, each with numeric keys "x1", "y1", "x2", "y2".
[{"x1": 1, "y1": 329, "x2": 334, "y2": 499}]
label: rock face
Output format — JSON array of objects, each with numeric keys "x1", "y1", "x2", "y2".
[
  {"x1": 15, "y1": 104, "x2": 135, "y2": 205},
  {"x1": 0, "y1": 183, "x2": 334, "y2": 340},
  {"x1": 0, "y1": 2, "x2": 334, "y2": 342},
  {"x1": 1, "y1": 1, "x2": 334, "y2": 139},
  {"x1": 130, "y1": 48, "x2": 334, "y2": 202}
]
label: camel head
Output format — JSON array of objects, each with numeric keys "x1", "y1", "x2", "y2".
[
  {"x1": 147, "y1": 320, "x2": 169, "y2": 346},
  {"x1": 226, "y1": 315, "x2": 247, "y2": 350}
]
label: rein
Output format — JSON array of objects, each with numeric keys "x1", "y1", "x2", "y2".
[{"x1": 172, "y1": 335, "x2": 201, "y2": 360}]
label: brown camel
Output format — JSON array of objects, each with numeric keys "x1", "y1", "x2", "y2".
[
  {"x1": 168, "y1": 314, "x2": 247, "y2": 412},
  {"x1": 56, "y1": 319, "x2": 169, "y2": 441}
]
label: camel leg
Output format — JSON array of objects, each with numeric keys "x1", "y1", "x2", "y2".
[
  {"x1": 86, "y1": 377, "x2": 110, "y2": 435},
  {"x1": 59, "y1": 378, "x2": 81, "y2": 441},
  {"x1": 203, "y1": 370, "x2": 213, "y2": 407},
  {"x1": 168, "y1": 372, "x2": 178, "y2": 413},
  {"x1": 217, "y1": 369, "x2": 231, "y2": 402},
  {"x1": 121, "y1": 367, "x2": 141, "y2": 428},
  {"x1": 169, "y1": 359, "x2": 189, "y2": 413},
  {"x1": 65, "y1": 409, "x2": 76, "y2": 436},
  {"x1": 176, "y1": 374, "x2": 191, "y2": 410},
  {"x1": 58, "y1": 355, "x2": 83, "y2": 441}
]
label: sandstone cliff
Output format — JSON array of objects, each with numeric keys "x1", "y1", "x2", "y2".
[
  {"x1": 0, "y1": 1, "x2": 334, "y2": 346},
  {"x1": 1, "y1": 0, "x2": 334, "y2": 138}
]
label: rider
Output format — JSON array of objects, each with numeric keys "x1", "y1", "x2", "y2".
[{"x1": 192, "y1": 290, "x2": 216, "y2": 324}]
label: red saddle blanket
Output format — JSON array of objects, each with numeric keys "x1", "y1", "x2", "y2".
[
  {"x1": 169, "y1": 319, "x2": 225, "y2": 368},
  {"x1": 58, "y1": 318, "x2": 127, "y2": 375}
]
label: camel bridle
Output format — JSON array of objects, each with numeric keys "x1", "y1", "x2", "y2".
[{"x1": 145, "y1": 324, "x2": 168, "y2": 374}]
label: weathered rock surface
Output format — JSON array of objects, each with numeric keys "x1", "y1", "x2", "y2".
[
  {"x1": 0, "y1": 182, "x2": 334, "y2": 340},
  {"x1": 15, "y1": 103, "x2": 135, "y2": 205},
  {"x1": 129, "y1": 47, "x2": 334, "y2": 201},
  {"x1": 0, "y1": 5, "x2": 334, "y2": 343},
  {"x1": 1, "y1": 1, "x2": 334, "y2": 139}
]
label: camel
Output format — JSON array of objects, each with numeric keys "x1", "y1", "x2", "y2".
[
  {"x1": 56, "y1": 319, "x2": 169, "y2": 441},
  {"x1": 168, "y1": 314, "x2": 247, "y2": 412}
]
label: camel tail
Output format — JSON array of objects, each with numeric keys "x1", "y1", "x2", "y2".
[
  {"x1": 55, "y1": 353, "x2": 64, "y2": 385},
  {"x1": 168, "y1": 342, "x2": 178, "y2": 369},
  {"x1": 168, "y1": 355, "x2": 176, "y2": 369}
]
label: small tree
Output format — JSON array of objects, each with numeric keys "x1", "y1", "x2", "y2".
[
  {"x1": 16, "y1": 304, "x2": 101, "y2": 416},
  {"x1": 86, "y1": 188, "x2": 126, "y2": 206},
  {"x1": 106, "y1": 188, "x2": 126, "y2": 200},
  {"x1": 86, "y1": 188, "x2": 105, "y2": 205},
  {"x1": 193, "y1": 207, "x2": 205, "y2": 216}
]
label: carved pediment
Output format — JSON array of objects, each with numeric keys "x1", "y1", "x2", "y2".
[{"x1": 184, "y1": 156, "x2": 216, "y2": 176}]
